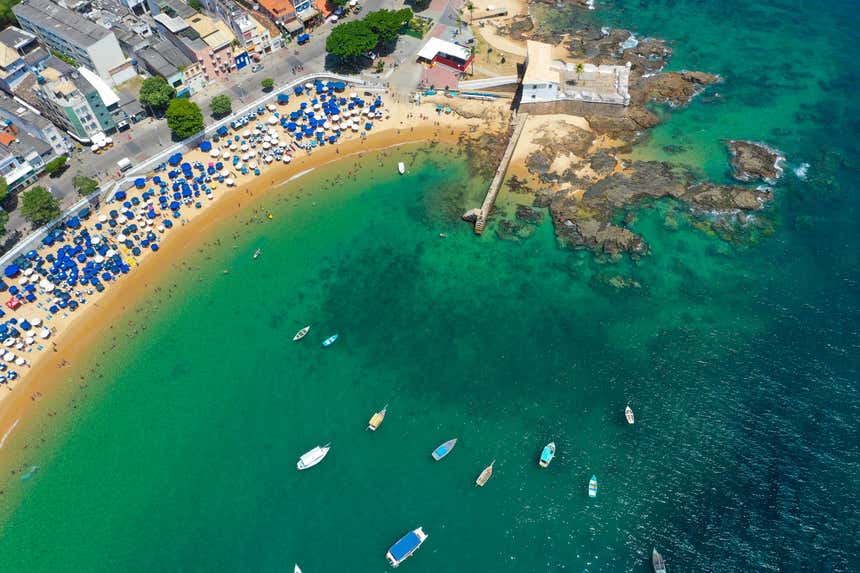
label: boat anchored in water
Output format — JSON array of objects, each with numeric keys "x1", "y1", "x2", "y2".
[
  {"x1": 588, "y1": 475, "x2": 598, "y2": 498},
  {"x1": 539, "y1": 441, "x2": 555, "y2": 468},
  {"x1": 297, "y1": 443, "x2": 331, "y2": 470},
  {"x1": 293, "y1": 326, "x2": 310, "y2": 341},
  {"x1": 294, "y1": 565, "x2": 302, "y2": 573},
  {"x1": 253, "y1": 248, "x2": 261, "y2": 259},
  {"x1": 322, "y1": 334, "x2": 339, "y2": 347},
  {"x1": 386, "y1": 527, "x2": 428, "y2": 567},
  {"x1": 475, "y1": 460, "x2": 495, "y2": 487},
  {"x1": 431, "y1": 438, "x2": 457, "y2": 460},
  {"x1": 368, "y1": 404, "x2": 388, "y2": 431},
  {"x1": 652, "y1": 547, "x2": 667, "y2": 573},
  {"x1": 625, "y1": 405, "x2": 635, "y2": 424},
  {"x1": 397, "y1": 161, "x2": 406, "y2": 174}
]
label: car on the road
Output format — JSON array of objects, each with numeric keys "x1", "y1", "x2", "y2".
[
  {"x1": 333, "y1": 6, "x2": 345, "y2": 16},
  {"x1": 251, "y1": 64, "x2": 264, "y2": 72}
]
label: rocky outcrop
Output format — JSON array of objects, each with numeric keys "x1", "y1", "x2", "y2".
[
  {"x1": 635, "y1": 72, "x2": 721, "y2": 107},
  {"x1": 726, "y1": 140, "x2": 785, "y2": 182}
]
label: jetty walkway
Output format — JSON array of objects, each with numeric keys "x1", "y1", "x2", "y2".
[{"x1": 466, "y1": 112, "x2": 529, "y2": 234}]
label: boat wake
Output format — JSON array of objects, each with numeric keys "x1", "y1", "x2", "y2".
[{"x1": 0, "y1": 418, "x2": 20, "y2": 449}]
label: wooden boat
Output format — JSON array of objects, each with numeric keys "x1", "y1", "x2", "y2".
[
  {"x1": 625, "y1": 405, "x2": 635, "y2": 424},
  {"x1": 297, "y1": 443, "x2": 330, "y2": 470},
  {"x1": 539, "y1": 441, "x2": 555, "y2": 468},
  {"x1": 293, "y1": 325, "x2": 310, "y2": 341},
  {"x1": 588, "y1": 475, "x2": 598, "y2": 498},
  {"x1": 322, "y1": 334, "x2": 339, "y2": 347},
  {"x1": 431, "y1": 438, "x2": 457, "y2": 460},
  {"x1": 253, "y1": 248, "x2": 261, "y2": 259},
  {"x1": 475, "y1": 460, "x2": 495, "y2": 486},
  {"x1": 386, "y1": 527, "x2": 428, "y2": 567},
  {"x1": 652, "y1": 548, "x2": 667, "y2": 573},
  {"x1": 397, "y1": 161, "x2": 406, "y2": 174},
  {"x1": 367, "y1": 404, "x2": 388, "y2": 431}
]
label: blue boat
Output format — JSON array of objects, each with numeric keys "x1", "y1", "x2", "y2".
[
  {"x1": 386, "y1": 527, "x2": 428, "y2": 568},
  {"x1": 431, "y1": 438, "x2": 457, "y2": 460},
  {"x1": 322, "y1": 334, "x2": 339, "y2": 347},
  {"x1": 539, "y1": 441, "x2": 555, "y2": 468}
]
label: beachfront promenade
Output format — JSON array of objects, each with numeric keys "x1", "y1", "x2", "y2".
[
  {"x1": 0, "y1": 73, "x2": 381, "y2": 269},
  {"x1": 466, "y1": 112, "x2": 528, "y2": 234}
]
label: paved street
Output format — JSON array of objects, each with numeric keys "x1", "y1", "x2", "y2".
[{"x1": 2, "y1": 0, "x2": 449, "y2": 247}]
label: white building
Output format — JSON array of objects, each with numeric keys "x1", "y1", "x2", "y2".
[
  {"x1": 13, "y1": 0, "x2": 137, "y2": 85},
  {"x1": 522, "y1": 41, "x2": 630, "y2": 106}
]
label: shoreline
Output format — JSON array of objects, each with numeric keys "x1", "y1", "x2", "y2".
[{"x1": 0, "y1": 97, "x2": 506, "y2": 469}]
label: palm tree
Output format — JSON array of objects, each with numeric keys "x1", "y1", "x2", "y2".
[
  {"x1": 466, "y1": 1, "x2": 475, "y2": 23},
  {"x1": 575, "y1": 62, "x2": 585, "y2": 81}
]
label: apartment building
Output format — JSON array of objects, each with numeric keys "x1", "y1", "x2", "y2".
[
  {"x1": 0, "y1": 91, "x2": 70, "y2": 155},
  {"x1": 0, "y1": 124, "x2": 55, "y2": 192},
  {"x1": 0, "y1": 26, "x2": 49, "y2": 93}
]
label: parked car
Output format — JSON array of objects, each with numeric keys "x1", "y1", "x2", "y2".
[
  {"x1": 334, "y1": 7, "x2": 345, "y2": 16},
  {"x1": 251, "y1": 64, "x2": 264, "y2": 72}
]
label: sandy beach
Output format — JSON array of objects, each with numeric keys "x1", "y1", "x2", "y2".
[{"x1": 0, "y1": 92, "x2": 510, "y2": 454}]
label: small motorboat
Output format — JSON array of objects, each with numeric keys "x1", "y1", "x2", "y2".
[
  {"x1": 431, "y1": 438, "x2": 457, "y2": 460},
  {"x1": 625, "y1": 405, "x2": 635, "y2": 424},
  {"x1": 253, "y1": 248, "x2": 261, "y2": 259},
  {"x1": 386, "y1": 527, "x2": 428, "y2": 567},
  {"x1": 293, "y1": 325, "x2": 310, "y2": 341},
  {"x1": 652, "y1": 547, "x2": 667, "y2": 573},
  {"x1": 368, "y1": 404, "x2": 388, "y2": 431},
  {"x1": 397, "y1": 161, "x2": 406, "y2": 174},
  {"x1": 297, "y1": 443, "x2": 330, "y2": 470},
  {"x1": 322, "y1": 334, "x2": 338, "y2": 347},
  {"x1": 294, "y1": 565, "x2": 302, "y2": 573},
  {"x1": 475, "y1": 460, "x2": 495, "y2": 487},
  {"x1": 539, "y1": 441, "x2": 555, "y2": 468},
  {"x1": 588, "y1": 475, "x2": 598, "y2": 498}
]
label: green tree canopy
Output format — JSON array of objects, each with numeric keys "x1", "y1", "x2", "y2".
[
  {"x1": 73, "y1": 173, "x2": 99, "y2": 196},
  {"x1": 21, "y1": 186, "x2": 60, "y2": 225},
  {"x1": 0, "y1": 176, "x2": 7, "y2": 203},
  {"x1": 0, "y1": 0, "x2": 17, "y2": 30},
  {"x1": 331, "y1": 0, "x2": 349, "y2": 5},
  {"x1": 261, "y1": 78, "x2": 274, "y2": 91},
  {"x1": 188, "y1": 0, "x2": 202, "y2": 10},
  {"x1": 209, "y1": 94, "x2": 232, "y2": 118},
  {"x1": 139, "y1": 76, "x2": 176, "y2": 116},
  {"x1": 365, "y1": 8, "x2": 412, "y2": 43},
  {"x1": 326, "y1": 20, "x2": 378, "y2": 59},
  {"x1": 165, "y1": 98, "x2": 204, "y2": 139},
  {"x1": 0, "y1": 209, "x2": 8, "y2": 237},
  {"x1": 44, "y1": 155, "x2": 67, "y2": 176}
]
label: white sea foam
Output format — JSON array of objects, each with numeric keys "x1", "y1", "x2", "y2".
[
  {"x1": 620, "y1": 34, "x2": 639, "y2": 50},
  {"x1": 793, "y1": 162, "x2": 810, "y2": 180},
  {"x1": 0, "y1": 418, "x2": 20, "y2": 449}
]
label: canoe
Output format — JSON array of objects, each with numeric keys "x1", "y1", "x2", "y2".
[
  {"x1": 539, "y1": 441, "x2": 555, "y2": 468},
  {"x1": 475, "y1": 460, "x2": 495, "y2": 487},
  {"x1": 386, "y1": 527, "x2": 428, "y2": 567},
  {"x1": 431, "y1": 438, "x2": 457, "y2": 460},
  {"x1": 322, "y1": 334, "x2": 338, "y2": 347},
  {"x1": 652, "y1": 548, "x2": 667, "y2": 573},
  {"x1": 397, "y1": 161, "x2": 405, "y2": 174},
  {"x1": 588, "y1": 475, "x2": 598, "y2": 498},
  {"x1": 293, "y1": 325, "x2": 310, "y2": 341},
  {"x1": 367, "y1": 404, "x2": 388, "y2": 431},
  {"x1": 297, "y1": 443, "x2": 330, "y2": 470},
  {"x1": 625, "y1": 405, "x2": 635, "y2": 424}
]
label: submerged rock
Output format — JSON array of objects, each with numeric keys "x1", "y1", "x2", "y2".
[
  {"x1": 515, "y1": 204, "x2": 544, "y2": 224},
  {"x1": 726, "y1": 140, "x2": 785, "y2": 182}
]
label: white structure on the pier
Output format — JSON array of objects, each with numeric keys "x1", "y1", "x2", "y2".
[{"x1": 521, "y1": 41, "x2": 631, "y2": 106}]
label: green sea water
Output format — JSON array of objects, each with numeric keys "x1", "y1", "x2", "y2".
[{"x1": 1, "y1": 1, "x2": 858, "y2": 571}]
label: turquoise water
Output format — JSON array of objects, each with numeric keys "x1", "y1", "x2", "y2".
[{"x1": 1, "y1": 1, "x2": 859, "y2": 571}]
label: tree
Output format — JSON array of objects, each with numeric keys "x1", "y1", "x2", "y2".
[
  {"x1": 326, "y1": 20, "x2": 378, "y2": 59},
  {"x1": 465, "y1": 1, "x2": 475, "y2": 22},
  {"x1": 331, "y1": 0, "x2": 349, "y2": 5},
  {"x1": 0, "y1": 176, "x2": 7, "y2": 203},
  {"x1": 165, "y1": 98, "x2": 204, "y2": 139},
  {"x1": 209, "y1": 94, "x2": 232, "y2": 118},
  {"x1": 43, "y1": 155, "x2": 68, "y2": 177},
  {"x1": 188, "y1": 0, "x2": 202, "y2": 10},
  {"x1": 261, "y1": 78, "x2": 274, "y2": 92},
  {"x1": 21, "y1": 186, "x2": 60, "y2": 225},
  {"x1": 139, "y1": 76, "x2": 176, "y2": 117},
  {"x1": 73, "y1": 173, "x2": 99, "y2": 196},
  {"x1": 0, "y1": 209, "x2": 8, "y2": 237},
  {"x1": 575, "y1": 62, "x2": 585, "y2": 80},
  {"x1": 365, "y1": 8, "x2": 413, "y2": 43}
]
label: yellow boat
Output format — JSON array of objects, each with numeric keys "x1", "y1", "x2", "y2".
[{"x1": 367, "y1": 404, "x2": 388, "y2": 431}]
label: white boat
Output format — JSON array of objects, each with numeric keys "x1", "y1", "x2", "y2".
[
  {"x1": 431, "y1": 438, "x2": 457, "y2": 460},
  {"x1": 293, "y1": 326, "x2": 310, "y2": 341},
  {"x1": 368, "y1": 404, "x2": 388, "y2": 431},
  {"x1": 297, "y1": 443, "x2": 330, "y2": 470},
  {"x1": 652, "y1": 548, "x2": 667, "y2": 573},
  {"x1": 386, "y1": 527, "x2": 428, "y2": 567},
  {"x1": 294, "y1": 565, "x2": 302, "y2": 573},
  {"x1": 625, "y1": 405, "x2": 635, "y2": 424},
  {"x1": 475, "y1": 460, "x2": 495, "y2": 487},
  {"x1": 397, "y1": 161, "x2": 405, "y2": 174},
  {"x1": 539, "y1": 441, "x2": 555, "y2": 468},
  {"x1": 253, "y1": 248, "x2": 261, "y2": 259}
]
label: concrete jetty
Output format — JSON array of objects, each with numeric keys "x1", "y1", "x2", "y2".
[{"x1": 464, "y1": 113, "x2": 528, "y2": 234}]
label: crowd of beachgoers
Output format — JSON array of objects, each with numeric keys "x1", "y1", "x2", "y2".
[{"x1": 0, "y1": 80, "x2": 391, "y2": 394}]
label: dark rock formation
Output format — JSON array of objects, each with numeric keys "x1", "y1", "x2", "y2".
[
  {"x1": 726, "y1": 140, "x2": 785, "y2": 182},
  {"x1": 515, "y1": 204, "x2": 543, "y2": 224}
]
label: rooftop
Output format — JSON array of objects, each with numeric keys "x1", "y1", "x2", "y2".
[
  {"x1": 138, "y1": 39, "x2": 191, "y2": 78},
  {"x1": 0, "y1": 26, "x2": 38, "y2": 53},
  {"x1": 0, "y1": 91, "x2": 53, "y2": 130},
  {"x1": 13, "y1": 0, "x2": 113, "y2": 47},
  {"x1": 187, "y1": 13, "x2": 235, "y2": 50},
  {"x1": 417, "y1": 37, "x2": 471, "y2": 63},
  {"x1": 258, "y1": 0, "x2": 293, "y2": 18},
  {"x1": 77, "y1": 66, "x2": 119, "y2": 107},
  {"x1": 153, "y1": 13, "x2": 189, "y2": 34}
]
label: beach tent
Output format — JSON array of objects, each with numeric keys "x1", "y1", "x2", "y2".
[
  {"x1": 278, "y1": 94, "x2": 290, "y2": 104},
  {"x1": 168, "y1": 153, "x2": 182, "y2": 166},
  {"x1": 5, "y1": 297, "x2": 20, "y2": 310},
  {"x1": 3, "y1": 265, "x2": 19, "y2": 278},
  {"x1": 200, "y1": 141, "x2": 212, "y2": 152},
  {"x1": 217, "y1": 126, "x2": 229, "y2": 137}
]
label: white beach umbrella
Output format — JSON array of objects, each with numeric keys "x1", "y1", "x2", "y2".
[
  {"x1": 253, "y1": 128, "x2": 261, "y2": 135},
  {"x1": 240, "y1": 143, "x2": 249, "y2": 152},
  {"x1": 24, "y1": 337, "x2": 34, "y2": 345},
  {"x1": 221, "y1": 170, "x2": 230, "y2": 178},
  {"x1": 268, "y1": 115, "x2": 278, "y2": 125},
  {"x1": 14, "y1": 357, "x2": 24, "y2": 366},
  {"x1": 323, "y1": 121, "x2": 331, "y2": 129},
  {"x1": 210, "y1": 149, "x2": 220, "y2": 157},
  {"x1": 242, "y1": 130, "x2": 251, "y2": 138},
  {"x1": 31, "y1": 318, "x2": 42, "y2": 326},
  {"x1": 263, "y1": 142, "x2": 271, "y2": 149},
  {"x1": 18, "y1": 277, "x2": 28, "y2": 285},
  {"x1": 98, "y1": 215, "x2": 108, "y2": 223},
  {"x1": 225, "y1": 178, "x2": 235, "y2": 187},
  {"x1": 3, "y1": 338, "x2": 14, "y2": 347},
  {"x1": 106, "y1": 249, "x2": 116, "y2": 257},
  {"x1": 95, "y1": 255, "x2": 104, "y2": 264},
  {"x1": 91, "y1": 235, "x2": 102, "y2": 245},
  {"x1": 117, "y1": 216, "x2": 127, "y2": 224},
  {"x1": 117, "y1": 234, "x2": 127, "y2": 242},
  {"x1": 331, "y1": 114, "x2": 340, "y2": 121},
  {"x1": 4, "y1": 352, "x2": 14, "y2": 361},
  {"x1": 228, "y1": 145, "x2": 237, "y2": 152},
  {"x1": 157, "y1": 224, "x2": 165, "y2": 232},
  {"x1": 40, "y1": 328, "x2": 51, "y2": 339},
  {"x1": 305, "y1": 83, "x2": 313, "y2": 89},
  {"x1": 249, "y1": 161, "x2": 258, "y2": 169},
  {"x1": 14, "y1": 342, "x2": 22, "y2": 350},
  {"x1": 23, "y1": 268, "x2": 33, "y2": 277},
  {"x1": 267, "y1": 104, "x2": 276, "y2": 112},
  {"x1": 282, "y1": 155, "x2": 292, "y2": 163},
  {"x1": 265, "y1": 156, "x2": 273, "y2": 163},
  {"x1": 235, "y1": 161, "x2": 244, "y2": 169},
  {"x1": 350, "y1": 92, "x2": 357, "y2": 98},
  {"x1": 313, "y1": 103, "x2": 321, "y2": 110}
]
